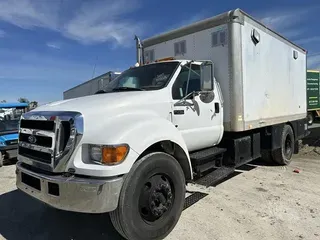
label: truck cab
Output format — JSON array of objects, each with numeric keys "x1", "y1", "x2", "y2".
[{"x1": 0, "y1": 102, "x2": 29, "y2": 167}]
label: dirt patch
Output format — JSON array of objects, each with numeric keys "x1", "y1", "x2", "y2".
[{"x1": 298, "y1": 126, "x2": 320, "y2": 159}]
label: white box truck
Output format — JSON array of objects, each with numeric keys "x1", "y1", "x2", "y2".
[
  {"x1": 63, "y1": 71, "x2": 121, "y2": 99},
  {"x1": 15, "y1": 8, "x2": 309, "y2": 240}
]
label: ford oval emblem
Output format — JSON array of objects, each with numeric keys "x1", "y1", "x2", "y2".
[{"x1": 28, "y1": 135, "x2": 37, "y2": 144}]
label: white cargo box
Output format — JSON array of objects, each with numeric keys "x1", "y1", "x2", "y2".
[{"x1": 142, "y1": 8, "x2": 307, "y2": 132}]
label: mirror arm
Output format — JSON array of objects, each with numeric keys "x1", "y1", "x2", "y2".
[
  {"x1": 185, "y1": 64, "x2": 192, "y2": 97},
  {"x1": 174, "y1": 91, "x2": 199, "y2": 106}
]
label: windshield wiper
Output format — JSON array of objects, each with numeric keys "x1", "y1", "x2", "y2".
[{"x1": 112, "y1": 87, "x2": 145, "y2": 92}]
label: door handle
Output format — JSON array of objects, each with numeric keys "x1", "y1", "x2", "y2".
[{"x1": 214, "y1": 103, "x2": 220, "y2": 113}]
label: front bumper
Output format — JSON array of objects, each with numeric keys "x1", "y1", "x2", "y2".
[{"x1": 16, "y1": 162, "x2": 124, "y2": 213}]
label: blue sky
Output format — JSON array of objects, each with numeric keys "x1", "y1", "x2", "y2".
[{"x1": 1, "y1": 0, "x2": 320, "y2": 104}]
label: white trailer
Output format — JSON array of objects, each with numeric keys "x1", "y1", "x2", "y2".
[
  {"x1": 63, "y1": 71, "x2": 121, "y2": 99},
  {"x1": 15, "y1": 8, "x2": 309, "y2": 240}
]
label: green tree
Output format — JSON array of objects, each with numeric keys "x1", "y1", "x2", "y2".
[
  {"x1": 30, "y1": 101, "x2": 38, "y2": 109},
  {"x1": 18, "y1": 97, "x2": 29, "y2": 103}
]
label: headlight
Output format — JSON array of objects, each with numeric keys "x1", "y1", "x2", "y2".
[
  {"x1": 89, "y1": 144, "x2": 129, "y2": 165},
  {"x1": 90, "y1": 146, "x2": 102, "y2": 161},
  {"x1": 0, "y1": 141, "x2": 5, "y2": 146}
]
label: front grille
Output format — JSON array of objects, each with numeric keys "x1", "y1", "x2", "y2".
[
  {"x1": 20, "y1": 119, "x2": 55, "y2": 131},
  {"x1": 19, "y1": 147, "x2": 52, "y2": 164},
  {"x1": 17, "y1": 112, "x2": 79, "y2": 172},
  {"x1": 19, "y1": 133, "x2": 52, "y2": 148}
]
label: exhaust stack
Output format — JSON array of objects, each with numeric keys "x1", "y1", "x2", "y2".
[{"x1": 134, "y1": 35, "x2": 143, "y2": 66}]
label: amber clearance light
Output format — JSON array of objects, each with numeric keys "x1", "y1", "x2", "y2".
[{"x1": 101, "y1": 145, "x2": 129, "y2": 165}]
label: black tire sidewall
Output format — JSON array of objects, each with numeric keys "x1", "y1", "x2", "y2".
[
  {"x1": 118, "y1": 152, "x2": 186, "y2": 240},
  {"x1": 307, "y1": 113, "x2": 314, "y2": 125},
  {"x1": 280, "y1": 125, "x2": 294, "y2": 164}
]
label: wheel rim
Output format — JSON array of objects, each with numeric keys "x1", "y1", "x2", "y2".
[
  {"x1": 139, "y1": 174, "x2": 174, "y2": 223},
  {"x1": 284, "y1": 134, "x2": 293, "y2": 159}
]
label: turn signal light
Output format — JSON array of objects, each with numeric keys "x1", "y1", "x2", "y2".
[{"x1": 101, "y1": 145, "x2": 129, "y2": 165}]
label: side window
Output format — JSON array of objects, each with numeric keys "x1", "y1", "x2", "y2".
[
  {"x1": 172, "y1": 64, "x2": 201, "y2": 100},
  {"x1": 144, "y1": 49, "x2": 155, "y2": 62},
  {"x1": 212, "y1": 29, "x2": 227, "y2": 47},
  {"x1": 174, "y1": 40, "x2": 186, "y2": 56}
]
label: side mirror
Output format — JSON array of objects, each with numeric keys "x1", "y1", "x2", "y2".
[{"x1": 200, "y1": 62, "x2": 214, "y2": 91}]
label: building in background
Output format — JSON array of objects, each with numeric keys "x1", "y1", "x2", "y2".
[{"x1": 63, "y1": 71, "x2": 121, "y2": 100}]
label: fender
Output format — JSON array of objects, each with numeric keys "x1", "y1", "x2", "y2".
[
  {"x1": 116, "y1": 115, "x2": 193, "y2": 180},
  {"x1": 68, "y1": 111, "x2": 192, "y2": 179}
]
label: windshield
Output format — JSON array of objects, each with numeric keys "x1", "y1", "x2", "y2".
[
  {"x1": 0, "y1": 108, "x2": 25, "y2": 132},
  {"x1": 104, "y1": 62, "x2": 180, "y2": 92}
]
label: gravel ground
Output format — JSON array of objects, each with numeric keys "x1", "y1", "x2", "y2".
[{"x1": 0, "y1": 126, "x2": 319, "y2": 240}]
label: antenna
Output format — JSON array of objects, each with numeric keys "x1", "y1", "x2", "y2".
[{"x1": 91, "y1": 56, "x2": 98, "y2": 79}]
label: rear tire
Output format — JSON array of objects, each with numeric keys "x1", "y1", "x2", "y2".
[
  {"x1": 307, "y1": 112, "x2": 314, "y2": 125},
  {"x1": 272, "y1": 125, "x2": 294, "y2": 165},
  {"x1": 110, "y1": 152, "x2": 186, "y2": 240}
]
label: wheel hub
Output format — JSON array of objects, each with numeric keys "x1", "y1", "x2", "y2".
[
  {"x1": 139, "y1": 174, "x2": 174, "y2": 222},
  {"x1": 149, "y1": 183, "x2": 173, "y2": 217},
  {"x1": 284, "y1": 134, "x2": 292, "y2": 157}
]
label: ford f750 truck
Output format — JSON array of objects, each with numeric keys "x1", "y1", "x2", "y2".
[{"x1": 16, "y1": 8, "x2": 309, "y2": 240}]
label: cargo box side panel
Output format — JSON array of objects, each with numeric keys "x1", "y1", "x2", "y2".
[
  {"x1": 64, "y1": 81, "x2": 96, "y2": 99},
  {"x1": 241, "y1": 17, "x2": 307, "y2": 130},
  {"x1": 143, "y1": 24, "x2": 231, "y2": 126},
  {"x1": 307, "y1": 71, "x2": 320, "y2": 111}
]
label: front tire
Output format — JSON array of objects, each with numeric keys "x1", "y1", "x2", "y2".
[
  {"x1": 272, "y1": 125, "x2": 294, "y2": 165},
  {"x1": 110, "y1": 152, "x2": 186, "y2": 240}
]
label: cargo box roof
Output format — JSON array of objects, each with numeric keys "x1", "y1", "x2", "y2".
[{"x1": 142, "y1": 8, "x2": 306, "y2": 54}]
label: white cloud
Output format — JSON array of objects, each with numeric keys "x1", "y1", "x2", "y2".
[
  {"x1": 46, "y1": 42, "x2": 61, "y2": 49},
  {"x1": 0, "y1": 0, "x2": 59, "y2": 30},
  {"x1": 0, "y1": 0, "x2": 144, "y2": 46},
  {"x1": 296, "y1": 36, "x2": 320, "y2": 45},
  {"x1": 63, "y1": 0, "x2": 143, "y2": 45},
  {"x1": 253, "y1": 7, "x2": 318, "y2": 40}
]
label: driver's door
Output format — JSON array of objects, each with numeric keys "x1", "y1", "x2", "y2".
[{"x1": 171, "y1": 63, "x2": 223, "y2": 152}]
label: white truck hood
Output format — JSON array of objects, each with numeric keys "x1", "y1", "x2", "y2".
[{"x1": 34, "y1": 90, "x2": 170, "y2": 116}]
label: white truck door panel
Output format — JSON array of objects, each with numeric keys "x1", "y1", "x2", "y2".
[{"x1": 171, "y1": 63, "x2": 223, "y2": 151}]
